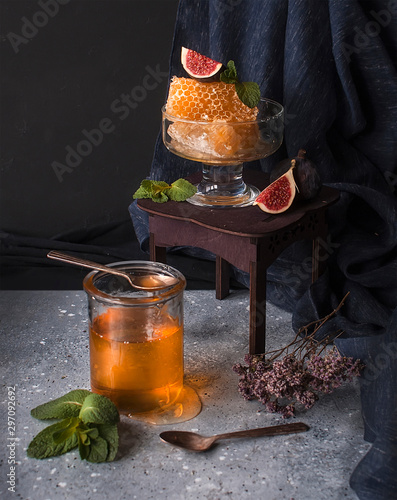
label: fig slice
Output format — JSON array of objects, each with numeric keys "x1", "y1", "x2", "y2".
[
  {"x1": 181, "y1": 47, "x2": 223, "y2": 79},
  {"x1": 254, "y1": 166, "x2": 296, "y2": 214}
]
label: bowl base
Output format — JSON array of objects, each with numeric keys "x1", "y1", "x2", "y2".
[{"x1": 187, "y1": 183, "x2": 260, "y2": 208}]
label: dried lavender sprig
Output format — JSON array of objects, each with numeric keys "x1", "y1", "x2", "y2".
[
  {"x1": 297, "y1": 292, "x2": 350, "y2": 338},
  {"x1": 265, "y1": 292, "x2": 350, "y2": 362}
]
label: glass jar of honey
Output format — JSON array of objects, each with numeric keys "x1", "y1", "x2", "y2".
[{"x1": 83, "y1": 261, "x2": 200, "y2": 424}]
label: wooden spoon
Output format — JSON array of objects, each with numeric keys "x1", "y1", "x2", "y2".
[{"x1": 160, "y1": 422, "x2": 309, "y2": 451}]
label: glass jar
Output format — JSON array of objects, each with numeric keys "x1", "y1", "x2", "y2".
[{"x1": 83, "y1": 261, "x2": 186, "y2": 416}]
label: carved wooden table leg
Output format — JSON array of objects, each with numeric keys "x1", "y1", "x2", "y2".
[
  {"x1": 249, "y1": 260, "x2": 267, "y2": 354},
  {"x1": 149, "y1": 232, "x2": 166, "y2": 264}
]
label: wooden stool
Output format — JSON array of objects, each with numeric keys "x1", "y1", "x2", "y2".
[{"x1": 138, "y1": 170, "x2": 339, "y2": 354}]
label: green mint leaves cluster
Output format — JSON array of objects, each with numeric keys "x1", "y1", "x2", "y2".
[
  {"x1": 27, "y1": 390, "x2": 119, "y2": 463},
  {"x1": 220, "y1": 61, "x2": 261, "y2": 108},
  {"x1": 133, "y1": 178, "x2": 197, "y2": 203}
]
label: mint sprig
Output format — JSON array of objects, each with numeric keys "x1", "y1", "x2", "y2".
[
  {"x1": 27, "y1": 390, "x2": 120, "y2": 463},
  {"x1": 133, "y1": 178, "x2": 197, "y2": 203},
  {"x1": 220, "y1": 60, "x2": 238, "y2": 83},
  {"x1": 220, "y1": 60, "x2": 261, "y2": 108}
]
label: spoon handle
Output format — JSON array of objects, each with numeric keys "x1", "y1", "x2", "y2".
[
  {"x1": 48, "y1": 250, "x2": 114, "y2": 273},
  {"x1": 47, "y1": 250, "x2": 133, "y2": 284},
  {"x1": 214, "y1": 422, "x2": 309, "y2": 442}
]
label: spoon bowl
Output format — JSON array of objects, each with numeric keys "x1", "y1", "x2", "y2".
[
  {"x1": 47, "y1": 251, "x2": 178, "y2": 291},
  {"x1": 160, "y1": 422, "x2": 309, "y2": 452}
]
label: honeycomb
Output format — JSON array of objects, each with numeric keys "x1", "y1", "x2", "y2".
[
  {"x1": 165, "y1": 77, "x2": 258, "y2": 122},
  {"x1": 168, "y1": 122, "x2": 243, "y2": 156}
]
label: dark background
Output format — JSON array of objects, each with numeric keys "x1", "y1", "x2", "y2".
[{"x1": 0, "y1": 0, "x2": 192, "y2": 289}]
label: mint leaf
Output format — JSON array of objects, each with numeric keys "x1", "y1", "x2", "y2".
[
  {"x1": 27, "y1": 419, "x2": 78, "y2": 459},
  {"x1": 77, "y1": 424, "x2": 101, "y2": 460},
  {"x1": 52, "y1": 417, "x2": 80, "y2": 445},
  {"x1": 78, "y1": 425, "x2": 99, "y2": 441},
  {"x1": 31, "y1": 390, "x2": 91, "y2": 420},
  {"x1": 166, "y1": 178, "x2": 197, "y2": 201},
  {"x1": 141, "y1": 179, "x2": 156, "y2": 192},
  {"x1": 149, "y1": 181, "x2": 170, "y2": 194},
  {"x1": 79, "y1": 393, "x2": 119, "y2": 425},
  {"x1": 78, "y1": 432, "x2": 90, "y2": 460},
  {"x1": 140, "y1": 180, "x2": 170, "y2": 198},
  {"x1": 133, "y1": 179, "x2": 171, "y2": 202},
  {"x1": 220, "y1": 60, "x2": 261, "y2": 108},
  {"x1": 96, "y1": 423, "x2": 119, "y2": 461},
  {"x1": 133, "y1": 178, "x2": 196, "y2": 203},
  {"x1": 86, "y1": 436, "x2": 109, "y2": 463},
  {"x1": 77, "y1": 423, "x2": 118, "y2": 462},
  {"x1": 235, "y1": 81, "x2": 261, "y2": 108},
  {"x1": 133, "y1": 185, "x2": 152, "y2": 199},
  {"x1": 220, "y1": 60, "x2": 238, "y2": 84},
  {"x1": 151, "y1": 191, "x2": 169, "y2": 203}
]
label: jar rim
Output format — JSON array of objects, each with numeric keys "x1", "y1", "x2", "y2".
[{"x1": 83, "y1": 260, "x2": 186, "y2": 305}]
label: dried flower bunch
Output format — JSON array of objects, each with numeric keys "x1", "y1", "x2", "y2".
[{"x1": 233, "y1": 293, "x2": 364, "y2": 418}]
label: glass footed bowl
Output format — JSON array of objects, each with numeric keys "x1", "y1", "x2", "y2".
[{"x1": 162, "y1": 98, "x2": 284, "y2": 207}]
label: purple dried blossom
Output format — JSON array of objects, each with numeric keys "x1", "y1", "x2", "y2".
[
  {"x1": 233, "y1": 329, "x2": 364, "y2": 418},
  {"x1": 265, "y1": 401, "x2": 278, "y2": 413},
  {"x1": 280, "y1": 404, "x2": 295, "y2": 418}
]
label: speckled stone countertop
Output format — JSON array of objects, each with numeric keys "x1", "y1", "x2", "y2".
[{"x1": 0, "y1": 290, "x2": 369, "y2": 500}]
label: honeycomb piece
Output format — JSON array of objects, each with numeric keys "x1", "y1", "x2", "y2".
[
  {"x1": 167, "y1": 121, "x2": 261, "y2": 159},
  {"x1": 165, "y1": 77, "x2": 258, "y2": 122},
  {"x1": 208, "y1": 123, "x2": 241, "y2": 156}
]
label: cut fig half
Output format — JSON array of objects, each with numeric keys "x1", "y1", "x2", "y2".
[
  {"x1": 254, "y1": 166, "x2": 296, "y2": 214},
  {"x1": 181, "y1": 47, "x2": 223, "y2": 80}
]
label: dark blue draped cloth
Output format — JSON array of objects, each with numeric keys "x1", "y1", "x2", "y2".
[{"x1": 129, "y1": 1, "x2": 397, "y2": 497}]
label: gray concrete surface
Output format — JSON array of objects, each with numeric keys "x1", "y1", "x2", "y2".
[{"x1": 0, "y1": 290, "x2": 369, "y2": 500}]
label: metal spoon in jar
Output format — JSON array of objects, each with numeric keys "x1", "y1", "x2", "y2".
[
  {"x1": 47, "y1": 250, "x2": 178, "y2": 291},
  {"x1": 160, "y1": 422, "x2": 309, "y2": 452}
]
